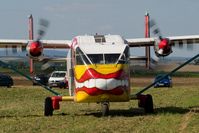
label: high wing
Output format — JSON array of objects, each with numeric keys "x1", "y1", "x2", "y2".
[
  {"x1": 0, "y1": 39, "x2": 71, "y2": 67},
  {"x1": 126, "y1": 35, "x2": 199, "y2": 47},
  {"x1": 1, "y1": 34, "x2": 199, "y2": 48},
  {"x1": 127, "y1": 34, "x2": 199, "y2": 57},
  {"x1": 0, "y1": 39, "x2": 71, "y2": 60},
  {"x1": 0, "y1": 39, "x2": 71, "y2": 48},
  {"x1": 0, "y1": 34, "x2": 199, "y2": 59}
]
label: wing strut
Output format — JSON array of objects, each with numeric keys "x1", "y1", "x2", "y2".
[
  {"x1": 130, "y1": 53, "x2": 199, "y2": 99},
  {"x1": 0, "y1": 60, "x2": 61, "y2": 96}
]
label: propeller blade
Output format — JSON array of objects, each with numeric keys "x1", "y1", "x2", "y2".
[
  {"x1": 41, "y1": 61, "x2": 53, "y2": 70},
  {"x1": 149, "y1": 19, "x2": 162, "y2": 40},
  {"x1": 149, "y1": 19, "x2": 156, "y2": 28},
  {"x1": 151, "y1": 56, "x2": 160, "y2": 64},
  {"x1": 37, "y1": 19, "x2": 49, "y2": 41}
]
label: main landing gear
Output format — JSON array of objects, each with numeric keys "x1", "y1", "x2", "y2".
[
  {"x1": 44, "y1": 95, "x2": 154, "y2": 117},
  {"x1": 44, "y1": 96, "x2": 62, "y2": 116},
  {"x1": 137, "y1": 94, "x2": 154, "y2": 113},
  {"x1": 44, "y1": 97, "x2": 54, "y2": 116},
  {"x1": 100, "y1": 95, "x2": 154, "y2": 116},
  {"x1": 44, "y1": 96, "x2": 74, "y2": 116}
]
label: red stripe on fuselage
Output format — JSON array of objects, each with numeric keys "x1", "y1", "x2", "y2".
[
  {"x1": 75, "y1": 86, "x2": 124, "y2": 96},
  {"x1": 75, "y1": 68, "x2": 123, "y2": 82}
]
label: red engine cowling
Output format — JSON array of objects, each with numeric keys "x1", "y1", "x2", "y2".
[
  {"x1": 26, "y1": 41, "x2": 43, "y2": 59},
  {"x1": 154, "y1": 38, "x2": 172, "y2": 57}
]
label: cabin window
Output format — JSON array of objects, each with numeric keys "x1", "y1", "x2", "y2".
[{"x1": 94, "y1": 35, "x2": 106, "y2": 43}]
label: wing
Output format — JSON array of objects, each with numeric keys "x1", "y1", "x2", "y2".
[
  {"x1": 0, "y1": 39, "x2": 71, "y2": 58},
  {"x1": 0, "y1": 39, "x2": 71, "y2": 49},
  {"x1": 126, "y1": 38, "x2": 155, "y2": 47},
  {"x1": 127, "y1": 35, "x2": 199, "y2": 57},
  {"x1": 126, "y1": 35, "x2": 199, "y2": 47}
]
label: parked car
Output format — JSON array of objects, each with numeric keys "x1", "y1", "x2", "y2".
[
  {"x1": 154, "y1": 74, "x2": 172, "y2": 88},
  {"x1": 33, "y1": 74, "x2": 49, "y2": 86},
  {"x1": 48, "y1": 71, "x2": 68, "y2": 89},
  {"x1": 0, "y1": 73, "x2": 13, "y2": 88}
]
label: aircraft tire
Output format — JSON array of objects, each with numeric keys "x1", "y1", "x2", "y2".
[
  {"x1": 44, "y1": 97, "x2": 53, "y2": 116},
  {"x1": 144, "y1": 94, "x2": 154, "y2": 113},
  {"x1": 101, "y1": 102, "x2": 109, "y2": 116},
  {"x1": 138, "y1": 94, "x2": 154, "y2": 113}
]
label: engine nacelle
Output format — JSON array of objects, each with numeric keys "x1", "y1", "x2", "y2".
[
  {"x1": 154, "y1": 38, "x2": 172, "y2": 57},
  {"x1": 26, "y1": 41, "x2": 43, "y2": 59}
]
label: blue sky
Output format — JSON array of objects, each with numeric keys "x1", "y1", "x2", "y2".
[{"x1": 0, "y1": 0, "x2": 199, "y2": 57}]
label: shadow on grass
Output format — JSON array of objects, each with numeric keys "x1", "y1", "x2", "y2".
[
  {"x1": 0, "y1": 114, "x2": 42, "y2": 119},
  {"x1": 1, "y1": 106, "x2": 198, "y2": 118},
  {"x1": 155, "y1": 106, "x2": 190, "y2": 114},
  {"x1": 155, "y1": 106, "x2": 199, "y2": 114},
  {"x1": 0, "y1": 113, "x2": 71, "y2": 118},
  {"x1": 83, "y1": 106, "x2": 199, "y2": 117},
  {"x1": 84, "y1": 108, "x2": 145, "y2": 117}
]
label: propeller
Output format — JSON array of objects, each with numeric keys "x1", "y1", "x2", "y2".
[
  {"x1": 150, "y1": 19, "x2": 195, "y2": 52},
  {"x1": 3, "y1": 19, "x2": 49, "y2": 58},
  {"x1": 27, "y1": 19, "x2": 49, "y2": 59},
  {"x1": 149, "y1": 19, "x2": 172, "y2": 57}
]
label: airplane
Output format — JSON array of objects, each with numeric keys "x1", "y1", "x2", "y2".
[{"x1": 0, "y1": 14, "x2": 199, "y2": 116}]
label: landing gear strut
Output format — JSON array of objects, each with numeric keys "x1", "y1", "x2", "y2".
[
  {"x1": 138, "y1": 94, "x2": 154, "y2": 113},
  {"x1": 101, "y1": 102, "x2": 109, "y2": 116}
]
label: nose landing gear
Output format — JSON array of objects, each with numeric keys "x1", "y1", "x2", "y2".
[{"x1": 101, "y1": 102, "x2": 110, "y2": 116}]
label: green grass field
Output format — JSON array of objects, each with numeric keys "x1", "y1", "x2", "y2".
[{"x1": 0, "y1": 85, "x2": 199, "y2": 133}]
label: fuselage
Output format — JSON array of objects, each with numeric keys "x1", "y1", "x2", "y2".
[{"x1": 69, "y1": 35, "x2": 130, "y2": 103}]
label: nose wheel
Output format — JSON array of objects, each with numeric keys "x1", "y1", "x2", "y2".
[{"x1": 101, "y1": 102, "x2": 109, "y2": 116}]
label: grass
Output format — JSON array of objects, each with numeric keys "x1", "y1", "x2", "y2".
[
  {"x1": 0, "y1": 84, "x2": 199, "y2": 133},
  {"x1": 131, "y1": 70, "x2": 199, "y2": 77}
]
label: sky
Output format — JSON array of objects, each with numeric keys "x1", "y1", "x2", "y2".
[{"x1": 0, "y1": 0, "x2": 199, "y2": 57}]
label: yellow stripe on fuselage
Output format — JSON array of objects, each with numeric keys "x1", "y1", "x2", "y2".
[{"x1": 74, "y1": 64, "x2": 126, "y2": 80}]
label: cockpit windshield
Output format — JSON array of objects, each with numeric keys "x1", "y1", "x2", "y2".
[
  {"x1": 87, "y1": 54, "x2": 120, "y2": 64},
  {"x1": 75, "y1": 46, "x2": 129, "y2": 65}
]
